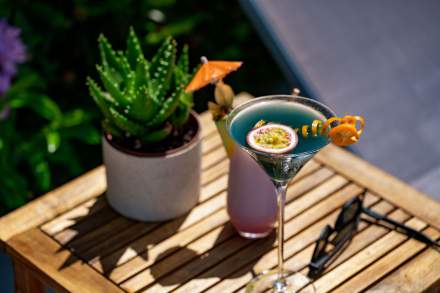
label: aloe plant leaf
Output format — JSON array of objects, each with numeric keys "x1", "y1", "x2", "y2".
[
  {"x1": 87, "y1": 77, "x2": 119, "y2": 106},
  {"x1": 150, "y1": 37, "x2": 177, "y2": 102},
  {"x1": 124, "y1": 72, "x2": 136, "y2": 101},
  {"x1": 109, "y1": 107, "x2": 145, "y2": 137},
  {"x1": 146, "y1": 86, "x2": 182, "y2": 128},
  {"x1": 126, "y1": 27, "x2": 144, "y2": 70},
  {"x1": 129, "y1": 86, "x2": 160, "y2": 123},
  {"x1": 102, "y1": 119, "x2": 123, "y2": 138},
  {"x1": 87, "y1": 77, "x2": 114, "y2": 120},
  {"x1": 140, "y1": 123, "x2": 173, "y2": 143},
  {"x1": 135, "y1": 57, "x2": 151, "y2": 93},
  {"x1": 96, "y1": 65, "x2": 130, "y2": 106},
  {"x1": 116, "y1": 51, "x2": 132, "y2": 80},
  {"x1": 179, "y1": 89, "x2": 193, "y2": 106},
  {"x1": 98, "y1": 34, "x2": 124, "y2": 74},
  {"x1": 173, "y1": 66, "x2": 186, "y2": 89},
  {"x1": 150, "y1": 36, "x2": 172, "y2": 72},
  {"x1": 107, "y1": 68, "x2": 123, "y2": 86},
  {"x1": 177, "y1": 44, "x2": 189, "y2": 76},
  {"x1": 170, "y1": 103, "x2": 190, "y2": 127}
]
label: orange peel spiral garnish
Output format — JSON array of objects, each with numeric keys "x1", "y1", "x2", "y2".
[
  {"x1": 327, "y1": 115, "x2": 365, "y2": 146},
  {"x1": 296, "y1": 115, "x2": 364, "y2": 146}
]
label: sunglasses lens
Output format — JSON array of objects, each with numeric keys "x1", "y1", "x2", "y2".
[
  {"x1": 309, "y1": 194, "x2": 367, "y2": 278},
  {"x1": 335, "y1": 197, "x2": 362, "y2": 230},
  {"x1": 331, "y1": 221, "x2": 356, "y2": 245},
  {"x1": 312, "y1": 225, "x2": 333, "y2": 260}
]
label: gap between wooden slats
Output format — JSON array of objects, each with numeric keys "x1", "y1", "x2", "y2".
[
  {"x1": 104, "y1": 165, "x2": 335, "y2": 284},
  {"x1": 156, "y1": 185, "x2": 370, "y2": 292},
  {"x1": 204, "y1": 195, "x2": 393, "y2": 293},
  {"x1": 366, "y1": 235, "x2": 440, "y2": 293},
  {"x1": 38, "y1": 157, "x2": 322, "y2": 278},
  {"x1": 210, "y1": 200, "x2": 408, "y2": 293},
  {"x1": 122, "y1": 174, "x2": 348, "y2": 291},
  {"x1": 51, "y1": 207, "x2": 119, "y2": 246},
  {"x1": 126, "y1": 182, "x2": 361, "y2": 292},
  {"x1": 36, "y1": 151, "x2": 328, "y2": 291},
  {"x1": 308, "y1": 216, "x2": 429, "y2": 292},
  {"x1": 333, "y1": 227, "x2": 440, "y2": 292},
  {"x1": 40, "y1": 196, "x2": 108, "y2": 235}
]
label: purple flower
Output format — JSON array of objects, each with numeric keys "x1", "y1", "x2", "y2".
[{"x1": 0, "y1": 19, "x2": 26, "y2": 96}]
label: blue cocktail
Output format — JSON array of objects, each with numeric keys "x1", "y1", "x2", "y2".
[{"x1": 227, "y1": 95, "x2": 336, "y2": 292}]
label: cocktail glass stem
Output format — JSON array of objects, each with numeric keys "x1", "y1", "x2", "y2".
[{"x1": 273, "y1": 180, "x2": 289, "y2": 290}]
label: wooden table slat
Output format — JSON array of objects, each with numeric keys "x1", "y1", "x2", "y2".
[
  {"x1": 107, "y1": 164, "x2": 331, "y2": 284},
  {"x1": 366, "y1": 243, "x2": 440, "y2": 293},
  {"x1": 40, "y1": 197, "x2": 106, "y2": 236},
  {"x1": 334, "y1": 227, "x2": 440, "y2": 292},
  {"x1": 52, "y1": 207, "x2": 118, "y2": 246},
  {"x1": 0, "y1": 166, "x2": 106, "y2": 248},
  {"x1": 205, "y1": 196, "x2": 392, "y2": 293},
  {"x1": 313, "y1": 217, "x2": 428, "y2": 292},
  {"x1": 128, "y1": 184, "x2": 364, "y2": 292},
  {"x1": 316, "y1": 145, "x2": 440, "y2": 230},
  {"x1": 145, "y1": 184, "x2": 368, "y2": 292}
]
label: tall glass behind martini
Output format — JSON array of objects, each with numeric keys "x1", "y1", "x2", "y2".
[{"x1": 227, "y1": 95, "x2": 336, "y2": 292}]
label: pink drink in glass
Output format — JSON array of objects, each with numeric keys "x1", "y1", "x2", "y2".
[{"x1": 227, "y1": 145, "x2": 277, "y2": 238}]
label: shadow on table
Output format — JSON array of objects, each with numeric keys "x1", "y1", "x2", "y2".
[
  {"x1": 149, "y1": 224, "x2": 276, "y2": 290},
  {"x1": 56, "y1": 194, "x2": 188, "y2": 276}
]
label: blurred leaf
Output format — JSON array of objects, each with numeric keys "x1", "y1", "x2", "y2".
[
  {"x1": 63, "y1": 125, "x2": 101, "y2": 145},
  {"x1": 61, "y1": 108, "x2": 91, "y2": 127},
  {"x1": 8, "y1": 94, "x2": 62, "y2": 122},
  {"x1": 29, "y1": 153, "x2": 51, "y2": 191},
  {"x1": 45, "y1": 131, "x2": 61, "y2": 153},
  {"x1": 4, "y1": 72, "x2": 45, "y2": 95},
  {"x1": 145, "y1": 15, "x2": 205, "y2": 44},
  {"x1": 0, "y1": 175, "x2": 28, "y2": 210}
]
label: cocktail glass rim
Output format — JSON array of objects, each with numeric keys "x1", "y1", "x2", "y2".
[{"x1": 226, "y1": 94, "x2": 337, "y2": 159}]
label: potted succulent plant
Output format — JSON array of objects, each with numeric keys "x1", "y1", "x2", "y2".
[{"x1": 87, "y1": 28, "x2": 200, "y2": 221}]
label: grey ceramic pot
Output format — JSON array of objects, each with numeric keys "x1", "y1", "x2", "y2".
[{"x1": 102, "y1": 113, "x2": 201, "y2": 221}]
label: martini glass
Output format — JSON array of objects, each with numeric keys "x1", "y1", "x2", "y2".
[{"x1": 227, "y1": 95, "x2": 336, "y2": 292}]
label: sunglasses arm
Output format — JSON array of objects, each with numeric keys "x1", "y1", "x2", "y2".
[{"x1": 362, "y1": 207, "x2": 439, "y2": 247}]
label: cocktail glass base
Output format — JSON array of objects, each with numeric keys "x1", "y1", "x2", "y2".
[
  {"x1": 246, "y1": 269, "x2": 315, "y2": 293},
  {"x1": 238, "y1": 230, "x2": 272, "y2": 239}
]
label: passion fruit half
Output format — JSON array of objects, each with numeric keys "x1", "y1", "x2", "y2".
[{"x1": 246, "y1": 123, "x2": 298, "y2": 154}]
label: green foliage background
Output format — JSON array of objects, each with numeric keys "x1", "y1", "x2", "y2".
[{"x1": 0, "y1": 0, "x2": 284, "y2": 214}]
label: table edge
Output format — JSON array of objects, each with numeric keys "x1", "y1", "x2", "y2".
[
  {"x1": 6, "y1": 228, "x2": 123, "y2": 292},
  {"x1": 0, "y1": 166, "x2": 106, "y2": 249}
]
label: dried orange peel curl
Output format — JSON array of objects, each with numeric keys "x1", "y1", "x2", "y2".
[
  {"x1": 323, "y1": 115, "x2": 364, "y2": 146},
  {"x1": 298, "y1": 115, "x2": 365, "y2": 147}
]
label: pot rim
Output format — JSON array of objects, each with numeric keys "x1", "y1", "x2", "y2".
[{"x1": 104, "y1": 111, "x2": 201, "y2": 158}]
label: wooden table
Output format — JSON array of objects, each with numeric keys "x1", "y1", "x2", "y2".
[{"x1": 1, "y1": 107, "x2": 440, "y2": 293}]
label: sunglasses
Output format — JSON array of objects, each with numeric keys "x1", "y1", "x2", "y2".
[{"x1": 308, "y1": 191, "x2": 440, "y2": 278}]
